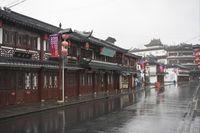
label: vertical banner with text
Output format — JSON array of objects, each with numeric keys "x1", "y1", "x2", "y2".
[{"x1": 49, "y1": 34, "x2": 59, "y2": 57}]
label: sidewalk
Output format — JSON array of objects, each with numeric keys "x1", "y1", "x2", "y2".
[{"x1": 0, "y1": 88, "x2": 145, "y2": 120}]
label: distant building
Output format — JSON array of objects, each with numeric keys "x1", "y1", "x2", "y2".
[
  {"x1": 165, "y1": 43, "x2": 195, "y2": 82},
  {"x1": 131, "y1": 39, "x2": 167, "y2": 64},
  {"x1": 189, "y1": 44, "x2": 200, "y2": 80}
]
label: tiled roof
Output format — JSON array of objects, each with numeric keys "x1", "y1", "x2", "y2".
[
  {"x1": 68, "y1": 30, "x2": 128, "y2": 53},
  {"x1": 165, "y1": 44, "x2": 193, "y2": 51},
  {"x1": 0, "y1": 9, "x2": 60, "y2": 33},
  {"x1": 145, "y1": 39, "x2": 163, "y2": 47}
]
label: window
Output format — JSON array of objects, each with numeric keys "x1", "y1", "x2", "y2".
[
  {"x1": 25, "y1": 73, "x2": 31, "y2": 89},
  {"x1": 111, "y1": 75, "x2": 113, "y2": 85},
  {"x1": 9, "y1": 32, "x2": 15, "y2": 46},
  {"x1": 107, "y1": 75, "x2": 110, "y2": 84},
  {"x1": 37, "y1": 37, "x2": 41, "y2": 50},
  {"x1": 87, "y1": 74, "x2": 93, "y2": 86},
  {"x1": 22, "y1": 35, "x2": 28, "y2": 48},
  {"x1": 54, "y1": 76, "x2": 58, "y2": 88},
  {"x1": 32, "y1": 73, "x2": 38, "y2": 89},
  {"x1": 16, "y1": 33, "x2": 22, "y2": 47},
  {"x1": 44, "y1": 75, "x2": 47, "y2": 88},
  {"x1": 49, "y1": 75, "x2": 52, "y2": 88},
  {"x1": 81, "y1": 48, "x2": 92, "y2": 58},
  {"x1": 46, "y1": 40, "x2": 50, "y2": 52},
  {"x1": 3, "y1": 29, "x2": 9, "y2": 45},
  {"x1": 43, "y1": 40, "x2": 47, "y2": 51},
  {"x1": 68, "y1": 45, "x2": 77, "y2": 57},
  {"x1": 80, "y1": 74, "x2": 85, "y2": 86}
]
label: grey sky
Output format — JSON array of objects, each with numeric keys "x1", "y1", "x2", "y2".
[{"x1": 0, "y1": 0, "x2": 199, "y2": 49}]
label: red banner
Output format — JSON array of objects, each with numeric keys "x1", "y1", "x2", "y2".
[{"x1": 49, "y1": 34, "x2": 59, "y2": 57}]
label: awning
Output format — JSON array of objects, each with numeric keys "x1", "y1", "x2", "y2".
[
  {"x1": 88, "y1": 60, "x2": 122, "y2": 71},
  {"x1": 0, "y1": 56, "x2": 83, "y2": 70},
  {"x1": 64, "y1": 65, "x2": 83, "y2": 70},
  {"x1": 79, "y1": 58, "x2": 122, "y2": 71}
]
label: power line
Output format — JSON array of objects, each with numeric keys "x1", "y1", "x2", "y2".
[
  {"x1": 4, "y1": 0, "x2": 20, "y2": 7},
  {"x1": 6, "y1": 0, "x2": 27, "y2": 9}
]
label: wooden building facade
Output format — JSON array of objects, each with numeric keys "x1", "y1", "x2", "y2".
[{"x1": 0, "y1": 9, "x2": 140, "y2": 107}]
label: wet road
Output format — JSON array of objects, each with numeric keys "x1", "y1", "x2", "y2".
[
  {"x1": 68, "y1": 82, "x2": 199, "y2": 133},
  {"x1": 0, "y1": 82, "x2": 199, "y2": 133}
]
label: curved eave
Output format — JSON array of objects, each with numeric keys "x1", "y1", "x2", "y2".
[
  {"x1": 89, "y1": 37, "x2": 127, "y2": 53},
  {"x1": 0, "y1": 9, "x2": 60, "y2": 33}
]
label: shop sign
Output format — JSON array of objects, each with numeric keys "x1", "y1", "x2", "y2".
[{"x1": 100, "y1": 47, "x2": 116, "y2": 57}]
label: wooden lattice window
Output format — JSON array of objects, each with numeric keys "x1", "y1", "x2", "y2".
[
  {"x1": 25, "y1": 73, "x2": 31, "y2": 89},
  {"x1": 32, "y1": 73, "x2": 38, "y2": 89},
  {"x1": 3, "y1": 29, "x2": 9, "y2": 45}
]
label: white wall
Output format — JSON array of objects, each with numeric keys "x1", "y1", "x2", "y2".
[
  {"x1": 150, "y1": 76, "x2": 157, "y2": 83},
  {"x1": 164, "y1": 68, "x2": 177, "y2": 82},
  {"x1": 133, "y1": 49, "x2": 167, "y2": 57}
]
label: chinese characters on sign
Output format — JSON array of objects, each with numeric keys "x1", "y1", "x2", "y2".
[{"x1": 49, "y1": 34, "x2": 59, "y2": 57}]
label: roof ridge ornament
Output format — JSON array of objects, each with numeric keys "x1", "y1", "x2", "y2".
[{"x1": 74, "y1": 29, "x2": 93, "y2": 37}]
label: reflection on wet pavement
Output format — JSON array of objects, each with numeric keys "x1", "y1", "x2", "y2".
[
  {"x1": 0, "y1": 82, "x2": 199, "y2": 133},
  {"x1": 68, "y1": 82, "x2": 199, "y2": 133}
]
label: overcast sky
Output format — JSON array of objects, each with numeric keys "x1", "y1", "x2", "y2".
[{"x1": 0, "y1": 0, "x2": 199, "y2": 49}]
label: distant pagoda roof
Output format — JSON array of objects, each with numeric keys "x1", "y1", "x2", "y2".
[
  {"x1": 145, "y1": 39, "x2": 163, "y2": 47},
  {"x1": 165, "y1": 43, "x2": 193, "y2": 51}
]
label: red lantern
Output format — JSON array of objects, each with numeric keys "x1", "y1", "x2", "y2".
[
  {"x1": 62, "y1": 46, "x2": 68, "y2": 56},
  {"x1": 195, "y1": 58, "x2": 200, "y2": 62},
  {"x1": 195, "y1": 53, "x2": 200, "y2": 57},
  {"x1": 85, "y1": 42, "x2": 90, "y2": 50},
  {"x1": 62, "y1": 34, "x2": 70, "y2": 40},
  {"x1": 194, "y1": 48, "x2": 200, "y2": 52},
  {"x1": 100, "y1": 47, "x2": 103, "y2": 53},
  {"x1": 62, "y1": 41, "x2": 69, "y2": 47}
]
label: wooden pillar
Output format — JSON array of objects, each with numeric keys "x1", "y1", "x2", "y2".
[
  {"x1": 92, "y1": 71, "x2": 96, "y2": 95},
  {"x1": 38, "y1": 68, "x2": 45, "y2": 102}
]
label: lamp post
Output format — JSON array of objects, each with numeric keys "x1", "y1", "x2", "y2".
[{"x1": 58, "y1": 33, "x2": 70, "y2": 103}]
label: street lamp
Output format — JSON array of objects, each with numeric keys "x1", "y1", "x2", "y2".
[{"x1": 58, "y1": 32, "x2": 70, "y2": 103}]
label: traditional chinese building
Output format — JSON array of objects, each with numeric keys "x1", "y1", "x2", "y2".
[
  {"x1": 166, "y1": 43, "x2": 195, "y2": 82},
  {"x1": 131, "y1": 39, "x2": 167, "y2": 64},
  {"x1": 0, "y1": 9, "x2": 140, "y2": 107},
  {"x1": 189, "y1": 44, "x2": 200, "y2": 80}
]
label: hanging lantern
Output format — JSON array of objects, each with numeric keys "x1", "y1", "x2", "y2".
[
  {"x1": 61, "y1": 40, "x2": 69, "y2": 47},
  {"x1": 198, "y1": 65, "x2": 200, "y2": 70},
  {"x1": 85, "y1": 42, "x2": 90, "y2": 50},
  {"x1": 62, "y1": 34, "x2": 70, "y2": 40},
  {"x1": 195, "y1": 58, "x2": 200, "y2": 62},
  {"x1": 194, "y1": 48, "x2": 200, "y2": 52},
  {"x1": 61, "y1": 46, "x2": 68, "y2": 56},
  {"x1": 195, "y1": 53, "x2": 200, "y2": 57},
  {"x1": 100, "y1": 47, "x2": 104, "y2": 53}
]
